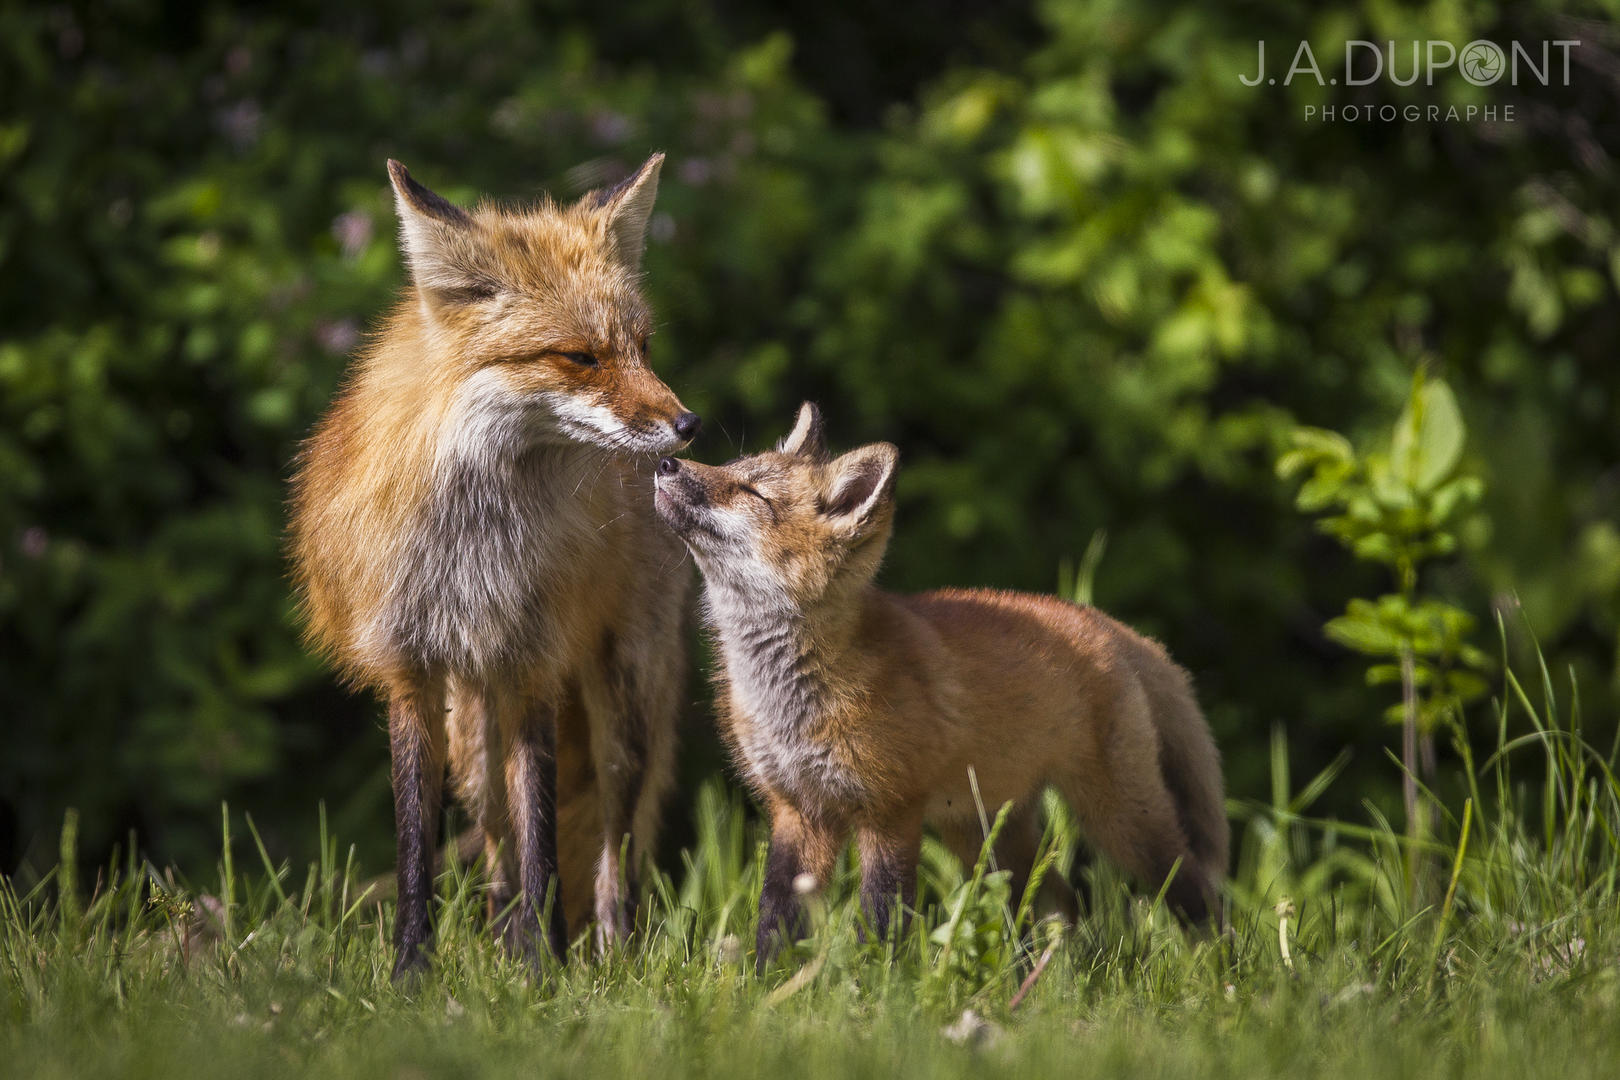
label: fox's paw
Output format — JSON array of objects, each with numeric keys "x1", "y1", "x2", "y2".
[
  {"x1": 593, "y1": 896, "x2": 635, "y2": 955},
  {"x1": 390, "y1": 944, "x2": 433, "y2": 986}
]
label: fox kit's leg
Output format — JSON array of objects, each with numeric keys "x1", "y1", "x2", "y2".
[
  {"x1": 757, "y1": 801, "x2": 843, "y2": 973},
  {"x1": 496, "y1": 688, "x2": 569, "y2": 963},
  {"x1": 1058, "y1": 740, "x2": 1215, "y2": 926},
  {"x1": 990, "y1": 807, "x2": 1085, "y2": 924},
  {"x1": 387, "y1": 672, "x2": 447, "y2": 981},
  {"x1": 580, "y1": 625, "x2": 682, "y2": 951},
  {"x1": 938, "y1": 807, "x2": 1082, "y2": 927},
  {"x1": 935, "y1": 804, "x2": 1048, "y2": 913},
  {"x1": 856, "y1": 811, "x2": 924, "y2": 945}
]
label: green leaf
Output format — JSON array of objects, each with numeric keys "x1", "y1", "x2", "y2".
[
  {"x1": 1288, "y1": 427, "x2": 1355, "y2": 461},
  {"x1": 1325, "y1": 609, "x2": 1404, "y2": 656},
  {"x1": 1429, "y1": 475, "x2": 1484, "y2": 523},
  {"x1": 1296, "y1": 472, "x2": 1348, "y2": 512},
  {"x1": 1275, "y1": 448, "x2": 1311, "y2": 481},
  {"x1": 1349, "y1": 533, "x2": 1397, "y2": 565},
  {"x1": 1366, "y1": 663, "x2": 1404, "y2": 686},
  {"x1": 1392, "y1": 376, "x2": 1465, "y2": 493}
]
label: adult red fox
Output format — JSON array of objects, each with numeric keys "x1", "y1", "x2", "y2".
[
  {"x1": 289, "y1": 156, "x2": 698, "y2": 978},
  {"x1": 652, "y1": 403, "x2": 1227, "y2": 968}
]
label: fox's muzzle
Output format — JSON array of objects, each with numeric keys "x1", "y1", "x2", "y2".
[
  {"x1": 652, "y1": 458, "x2": 715, "y2": 537},
  {"x1": 672, "y1": 412, "x2": 702, "y2": 442}
]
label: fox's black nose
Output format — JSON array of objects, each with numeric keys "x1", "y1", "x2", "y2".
[
  {"x1": 657, "y1": 456, "x2": 680, "y2": 477},
  {"x1": 673, "y1": 412, "x2": 702, "y2": 440}
]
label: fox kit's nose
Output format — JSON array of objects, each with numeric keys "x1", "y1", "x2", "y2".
[
  {"x1": 657, "y1": 456, "x2": 681, "y2": 477},
  {"x1": 673, "y1": 412, "x2": 702, "y2": 441}
]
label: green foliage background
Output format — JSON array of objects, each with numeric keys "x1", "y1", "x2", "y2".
[{"x1": 2, "y1": 0, "x2": 1617, "y2": 874}]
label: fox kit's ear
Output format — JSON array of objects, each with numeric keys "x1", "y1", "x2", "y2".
[
  {"x1": 591, "y1": 152, "x2": 663, "y2": 271},
  {"x1": 822, "y1": 442, "x2": 899, "y2": 534},
  {"x1": 777, "y1": 401, "x2": 829, "y2": 462},
  {"x1": 387, "y1": 159, "x2": 496, "y2": 303}
]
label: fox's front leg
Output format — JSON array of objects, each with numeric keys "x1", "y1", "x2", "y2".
[
  {"x1": 388, "y1": 673, "x2": 447, "y2": 982},
  {"x1": 581, "y1": 632, "x2": 681, "y2": 953},
  {"x1": 502, "y1": 696, "x2": 569, "y2": 964},
  {"x1": 756, "y1": 802, "x2": 841, "y2": 973},
  {"x1": 856, "y1": 813, "x2": 923, "y2": 945}
]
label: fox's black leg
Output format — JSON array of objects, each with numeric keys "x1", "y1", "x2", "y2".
[
  {"x1": 757, "y1": 830, "x2": 806, "y2": 972},
  {"x1": 756, "y1": 804, "x2": 842, "y2": 973},
  {"x1": 505, "y1": 701, "x2": 568, "y2": 965},
  {"x1": 388, "y1": 674, "x2": 447, "y2": 983},
  {"x1": 857, "y1": 816, "x2": 922, "y2": 945}
]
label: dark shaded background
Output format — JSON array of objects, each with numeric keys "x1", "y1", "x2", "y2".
[{"x1": 3, "y1": 0, "x2": 1617, "y2": 880}]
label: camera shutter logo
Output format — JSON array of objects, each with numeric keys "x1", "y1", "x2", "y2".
[{"x1": 1460, "y1": 41, "x2": 1506, "y2": 86}]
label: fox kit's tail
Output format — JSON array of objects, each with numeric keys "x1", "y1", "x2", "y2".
[{"x1": 1140, "y1": 653, "x2": 1229, "y2": 896}]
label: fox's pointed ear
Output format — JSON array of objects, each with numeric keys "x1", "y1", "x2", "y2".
[
  {"x1": 387, "y1": 160, "x2": 496, "y2": 303},
  {"x1": 822, "y1": 442, "x2": 898, "y2": 534},
  {"x1": 776, "y1": 401, "x2": 828, "y2": 461},
  {"x1": 591, "y1": 152, "x2": 663, "y2": 271}
]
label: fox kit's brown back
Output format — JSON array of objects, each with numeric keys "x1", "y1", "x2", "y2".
[
  {"x1": 289, "y1": 156, "x2": 698, "y2": 978},
  {"x1": 898, "y1": 589, "x2": 1228, "y2": 907},
  {"x1": 652, "y1": 402, "x2": 1227, "y2": 967}
]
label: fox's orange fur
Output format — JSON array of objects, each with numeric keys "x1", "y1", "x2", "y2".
[
  {"x1": 653, "y1": 403, "x2": 1228, "y2": 965},
  {"x1": 289, "y1": 156, "x2": 696, "y2": 977}
]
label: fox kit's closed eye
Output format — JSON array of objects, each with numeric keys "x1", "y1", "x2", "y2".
[
  {"x1": 653, "y1": 403, "x2": 1228, "y2": 967},
  {"x1": 289, "y1": 156, "x2": 697, "y2": 979}
]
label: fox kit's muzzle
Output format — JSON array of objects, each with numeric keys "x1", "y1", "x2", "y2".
[{"x1": 652, "y1": 457, "x2": 716, "y2": 537}]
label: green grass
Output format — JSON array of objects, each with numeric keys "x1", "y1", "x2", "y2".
[{"x1": 5, "y1": 654, "x2": 1620, "y2": 1079}]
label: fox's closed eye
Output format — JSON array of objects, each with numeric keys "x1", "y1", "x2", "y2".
[
  {"x1": 737, "y1": 483, "x2": 778, "y2": 520},
  {"x1": 560, "y1": 351, "x2": 599, "y2": 368}
]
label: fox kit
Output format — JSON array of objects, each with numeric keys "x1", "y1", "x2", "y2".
[
  {"x1": 653, "y1": 403, "x2": 1227, "y2": 966},
  {"x1": 289, "y1": 155, "x2": 698, "y2": 978}
]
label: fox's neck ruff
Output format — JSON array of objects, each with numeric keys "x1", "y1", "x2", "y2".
[
  {"x1": 433, "y1": 364, "x2": 563, "y2": 474},
  {"x1": 711, "y1": 598, "x2": 826, "y2": 729},
  {"x1": 703, "y1": 574, "x2": 869, "y2": 732},
  {"x1": 373, "y1": 358, "x2": 628, "y2": 678},
  {"x1": 426, "y1": 363, "x2": 612, "y2": 538},
  {"x1": 705, "y1": 577, "x2": 874, "y2": 806}
]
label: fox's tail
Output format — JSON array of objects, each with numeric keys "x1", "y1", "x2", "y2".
[{"x1": 1143, "y1": 661, "x2": 1230, "y2": 893}]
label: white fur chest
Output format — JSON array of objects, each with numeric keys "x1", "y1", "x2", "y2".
[
  {"x1": 733, "y1": 714, "x2": 865, "y2": 810},
  {"x1": 376, "y1": 371, "x2": 603, "y2": 677},
  {"x1": 712, "y1": 603, "x2": 865, "y2": 808}
]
